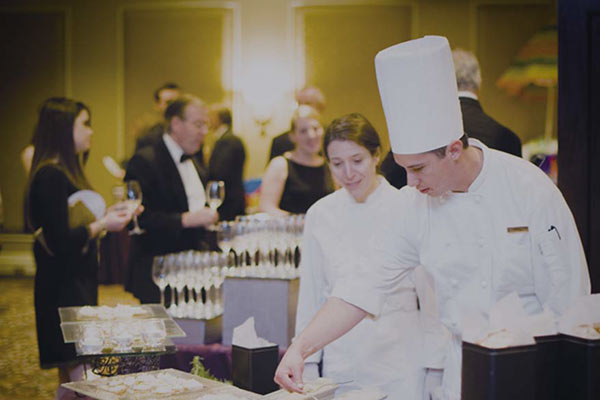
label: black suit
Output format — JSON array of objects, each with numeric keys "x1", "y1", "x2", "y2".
[
  {"x1": 208, "y1": 128, "x2": 246, "y2": 221},
  {"x1": 460, "y1": 96, "x2": 522, "y2": 157},
  {"x1": 134, "y1": 124, "x2": 205, "y2": 167},
  {"x1": 268, "y1": 130, "x2": 294, "y2": 160},
  {"x1": 380, "y1": 151, "x2": 407, "y2": 189},
  {"x1": 124, "y1": 137, "x2": 209, "y2": 303}
]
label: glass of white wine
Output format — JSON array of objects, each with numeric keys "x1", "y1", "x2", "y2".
[
  {"x1": 125, "y1": 180, "x2": 145, "y2": 235},
  {"x1": 205, "y1": 180, "x2": 225, "y2": 230}
]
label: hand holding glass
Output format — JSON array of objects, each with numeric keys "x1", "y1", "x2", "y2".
[
  {"x1": 125, "y1": 180, "x2": 145, "y2": 235},
  {"x1": 206, "y1": 181, "x2": 224, "y2": 229}
]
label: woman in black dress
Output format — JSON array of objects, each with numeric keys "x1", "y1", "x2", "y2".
[
  {"x1": 259, "y1": 105, "x2": 334, "y2": 215},
  {"x1": 26, "y1": 97, "x2": 133, "y2": 398}
]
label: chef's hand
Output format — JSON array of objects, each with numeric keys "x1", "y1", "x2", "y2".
[{"x1": 274, "y1": 345, "x2": 305, "y2": 393}]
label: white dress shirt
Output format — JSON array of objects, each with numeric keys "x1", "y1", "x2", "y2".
[{"x1": 163, "y1": 133, "x2": 206, "y2": 212}]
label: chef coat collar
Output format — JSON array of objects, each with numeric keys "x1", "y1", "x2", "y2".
[
  {"x1": 341, "y1": 175, "x2": 389, "y2": 205},
  {"x1": 464, "y1": 138, "x2": 489, "y2": 193}
]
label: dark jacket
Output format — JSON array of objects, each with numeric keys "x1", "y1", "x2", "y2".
[
  {"x1": 208, "y1": 128, "x2": 247, "y2": 221},
  {"x1": 460, "y1": 97, "x2": 522, "y2": 157},
  {"x1": 124, "y1": 137, "x2": 209, "y2": 302},
  {"x1": 268, "y1": 130, "x2": 294, "y2": 161}
]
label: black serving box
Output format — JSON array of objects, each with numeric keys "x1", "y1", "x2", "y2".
[
  {"x1": 232, "y1": 344, "x2": 279, "y2": 395},
  {"x1": 535, "y1": 334, "x2": 560, "y2": 400},
  {"x1": 462, "y1": 341, "x2": 536, "y2": 400},
  {"x1": 558, "y1": 333, "x2": 600, "y2": 400}
]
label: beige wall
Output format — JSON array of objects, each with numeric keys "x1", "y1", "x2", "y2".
[{"x1": 0, "y1": 0, "x2": 554, "y2": 232}]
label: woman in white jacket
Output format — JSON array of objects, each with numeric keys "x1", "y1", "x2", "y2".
[{"x1": 295, "y1": 113, "x2": 441, "y2": 399}]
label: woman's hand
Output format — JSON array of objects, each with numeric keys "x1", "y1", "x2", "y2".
[
  {"x1": 274, "y1": 344, "x2": 305, "y2": 393},
  {"x1": 104, "y1": 208, "x2": 134, "y2": 232}
]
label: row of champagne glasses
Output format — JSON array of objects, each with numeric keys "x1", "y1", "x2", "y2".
[
  {"x1": 216, "y1": 213, "x2": 305, "y2": 278},
  {"x1": 152, "y1": 251, "x2": 231, "y2": 319}
]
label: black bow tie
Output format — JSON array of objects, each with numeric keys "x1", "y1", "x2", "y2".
[{"x1": 180, "y1": 154, "x2": 193, "y2": 163}]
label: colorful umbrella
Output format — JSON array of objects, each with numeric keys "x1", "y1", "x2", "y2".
[{"x1": 496, "y1": 24, "x2": 557, "y2": 141}]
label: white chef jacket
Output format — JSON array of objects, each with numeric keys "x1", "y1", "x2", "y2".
[
  {"x1": 296, "y1": 177, "x2": 430, "y2": 400},
  {"x1": 332, "y1": 140, "x2": 591, "y2": 399}
]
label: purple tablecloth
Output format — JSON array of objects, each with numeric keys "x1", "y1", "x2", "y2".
[{"x1": 159, "y1": 343, "x2": 286, "y2": 381}]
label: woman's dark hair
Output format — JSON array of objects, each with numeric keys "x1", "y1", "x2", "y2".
[
  {"x1": 29, "y1": 97, "x2": 92, "y2": 189},
  {"x1": 323, "y1": 113, "x2": 381, "y2": 160}
]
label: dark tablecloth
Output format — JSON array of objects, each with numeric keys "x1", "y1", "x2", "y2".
[{"x1": 159, "y1": 343, "x2": 286, "y2": 381}]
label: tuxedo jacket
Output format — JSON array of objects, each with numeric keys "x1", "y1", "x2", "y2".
[
  {"x1": 208, "y1": 128, "x2": 246, "y2": 221},
  {"x1": 124, "y1": 137, "x2": 209, "y2": 302},
  {"x1": 268, "y1": 130, "x2": 294, "y2": 161},
  {"x1": 460, "y1": 97, "x2": 522, "y2": 157}
]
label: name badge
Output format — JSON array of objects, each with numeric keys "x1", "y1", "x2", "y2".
[{"x1": 507, "y1": 226, "x2": 529, "y2": 233}]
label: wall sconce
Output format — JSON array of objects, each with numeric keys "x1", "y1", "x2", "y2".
[
  {"x1": 240, "y1": 59, "x2": 290, "y2": 137},
  {"x1": 254, "y1": 115, "x2": 271, "y2": 137}
]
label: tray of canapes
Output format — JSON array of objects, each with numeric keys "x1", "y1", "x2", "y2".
[
  {"x1": 58, "y1": 304, "x2": 185, "y2": 356},
  {"x1": 62, "y1": 368, "x2": 261, "y2": 400}
]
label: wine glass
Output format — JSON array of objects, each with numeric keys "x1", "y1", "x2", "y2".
[
  {"x1": 151, "y1": 255, "x2": 168, "y2": 306},
  {"x1": 205, "y1": 180, "x2": 225, "y2": 210},
  {"x1": 125, "y1": 180, "x2": 145, "y2": 235},
  {"x1": 217, "y1": 221, "x2": 234, "y2": 254},
  {"x1": 205, "y1": 181, "x2": 225, "y2": 230}
]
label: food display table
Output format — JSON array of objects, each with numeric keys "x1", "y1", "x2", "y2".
[{"x1": 62, "y1": 368, "x2": 260, "y2": 399}]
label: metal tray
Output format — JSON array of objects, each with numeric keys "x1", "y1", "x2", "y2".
[
  {"x1": 59, "y1": 304, "x2": 169, "y2": 323},
  {"x1": 60, "y1": 318, "x2": 185, "y2": 344},
  {"x1": 61, "y1": 368, "x2": 260, "y2": 400}
]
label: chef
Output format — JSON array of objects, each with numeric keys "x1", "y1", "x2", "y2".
[{"x1": 274, "y1": 36, "x2": 591, "y2": 399}]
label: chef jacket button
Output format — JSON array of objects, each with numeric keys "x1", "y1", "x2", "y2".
[
  {"x1": 478, "y1": 239, "x2": 485, "y2": 248},
  {"x1": 481, "y1": 280, "x2": 488, "y2": 288},
  {"x1": 451, "y1": 278, "x2": 458, "y2": 287},
  {"x1": 474, "y1": 196, "x2": 481, "y2": 204}
]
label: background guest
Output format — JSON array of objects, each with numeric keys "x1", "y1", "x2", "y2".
[
  {"x1": 452, "y1": 48, "x2": 522, "y2": 157},
  {"x1": 207, "y1": 104, "x2": 247, "y2": 221},
  {"x1": 125, "y1": 94, "x2": 218, "y2": 304},
  {"x1": 268, "y1": 86, "x2": 326, "y2": 160},
  {"x1": 26, "y1": 97, "x2": 133, "y2": 399},
  {"x1": 259, "y1": 105, "x2": 334, "y2": 216},
  {"x1": 133, "y1": 82, "x2": 182, "y2": 152}
]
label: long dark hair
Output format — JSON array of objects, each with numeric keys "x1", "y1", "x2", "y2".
[{"x1": 28, "y1": 97, "x2": 92, "y2": 189}]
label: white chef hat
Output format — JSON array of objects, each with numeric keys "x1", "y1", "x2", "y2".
[{"x1": 375, "y1": 35, "x2": 464, "y2": 155}]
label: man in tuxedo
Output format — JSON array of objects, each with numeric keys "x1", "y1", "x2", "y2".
[
  {"x1": 268, "y1": 86, "x2": 326, "y2": 160},
  {"x1": 125, "y1": 94, "x2": 218, "y2": 303},
  {"x1": 207, "y1": 105, "x2": 246, "y2": 221},
  {"x1": 452, "y1": 48, "x2": 522, "y2": 157}
]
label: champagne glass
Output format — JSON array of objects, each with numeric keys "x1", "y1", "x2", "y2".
[
  {"x1": 206, "y1": 180, "x2": 225, "y2": 210},
  {"x1": 151, "y1": 255, "x2": 168, "y2": 306},
  {"x1": 217, "y1": 221, "x2": 234, "y2": 254},
  {"x1": 205, "y1": 181, "x2": 225, "y2": 230},
  {"x1": 125, "y1": 180, "x2": 145, "y2": 235}
]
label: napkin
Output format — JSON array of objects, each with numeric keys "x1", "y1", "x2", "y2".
[
  {"x1": 558, "y1": 294, "x2": 600, "y2": 339},
  {"x1": 68, "y1": 190, "x2": 106, "y2": 220},
  {"x1": 462, "y1": 292, "x2": 539, "y2": 348},
  {"x1": 232, "y1": 317, "x2": 275, "y2": 348}
]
